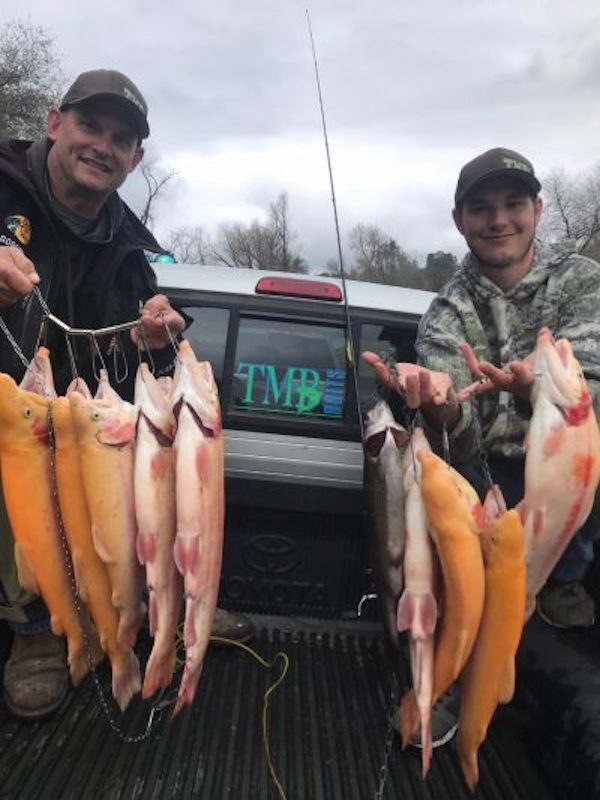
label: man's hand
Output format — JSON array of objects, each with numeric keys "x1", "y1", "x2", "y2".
[
  {"x1": 0, "y1": 247, "x2": 39, "y2": 307},
  {"x1": 130, "y1": 294, "x2": 185, "y2": 350},
  {"x1": 361, "y1": 351, "x2": 461, "y2": 430},
  {"x1": 457, "y1": 343, "x2": 535, "y2": 403}
]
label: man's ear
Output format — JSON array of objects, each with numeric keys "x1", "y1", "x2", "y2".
[
  {"x1": 533, "y1": 195, "x2": 543, "y2": 226},
  {"x1": 131, "y1": 146, "x2": 144, "y2": 172},
  {"x1": 452, "y1": 207, "x2": 464, "y2": 235},
  {"x1": 47, "y1": 107, "x2": 62, "y2": 142}
]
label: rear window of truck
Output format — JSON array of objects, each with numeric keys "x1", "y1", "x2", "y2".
[{"x1": 179, "y1": 302, "x2": 418, "y2": 427}]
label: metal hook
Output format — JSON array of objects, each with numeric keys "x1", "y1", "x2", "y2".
[
  {"x1": 88, "y1": 334, "x2": 108, "y2": 384},
  {"x1": 136, "y1": 326, "x2": 156, "y2": 375},
  {"x1": 65, "y1": 335, "x2": 79, "y2": 382},
  {"x1": 108, "y1": 333, "x2": 129, "y2": 385}
]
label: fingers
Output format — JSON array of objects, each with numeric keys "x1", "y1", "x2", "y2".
[
  {"x1": 460, "y1": 342, "x2": 485, "y2": 380},
  {"x1": 131, "y1": 295, "x2": 186, "y2": 349},
  {"x1": 0, "y1": 248, "x2": 40, "y2": 307}
]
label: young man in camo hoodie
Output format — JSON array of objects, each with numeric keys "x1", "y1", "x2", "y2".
[{"x1": 364, "y1": 147, "x2": 600, "y2": 630}]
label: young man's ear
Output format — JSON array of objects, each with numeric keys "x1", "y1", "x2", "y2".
[{"x1": 452, "y1": 207, "x2": 465, "y2": 235}]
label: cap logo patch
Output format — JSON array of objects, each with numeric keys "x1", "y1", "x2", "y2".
[
  {"x1": 502, "y1": 157, "x2": 532, "y2": 174},
  {"x1": 123, "y1": 86, "x2": 145, "y2": 113},
  {"x1": 5, "y1": 215, "x2": 32, "y2": 245}
]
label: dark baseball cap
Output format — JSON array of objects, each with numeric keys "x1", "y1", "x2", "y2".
[
  {"x1": 454, "y1": 147, "x2": 541, "y2": 206},
  {"x1": 60, "y1": 69, "x2": 149, "y2": 139}
]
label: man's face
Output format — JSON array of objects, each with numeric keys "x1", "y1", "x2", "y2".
[
  {"x1": 47, "y1": 100, "x2": 144, "y2": 204},
  {"x1": 453, "y1": 176, "x2": 543, "y2": 270}
]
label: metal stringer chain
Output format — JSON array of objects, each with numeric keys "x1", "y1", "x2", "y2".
[
  {"x1": 374, "y1": 673, "x2": 400, "y2": 800},
  {"x1": 45, "y1": 404, "x2": 163, "y2": 742}
]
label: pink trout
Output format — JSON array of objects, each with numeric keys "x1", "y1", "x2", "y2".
[
  {"x1": 520, "y1": 328, "x2": 600, "y2": 617},
  {"x1": 171, "y1": 340, "x2": 224, "y2": 716},
  {"x1": 134, "y1": 363, "x2": 182, "y2": 698},
  {"x1": 397, "y1": 427, "x2": 437, "y2": 776}
]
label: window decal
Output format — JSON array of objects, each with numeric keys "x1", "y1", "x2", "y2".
[{"x1": 234, "y1": 362, "x2": 346, "y2": 418}]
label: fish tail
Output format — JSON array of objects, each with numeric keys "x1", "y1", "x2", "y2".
[
  {"x1": 112, "y1": 650, "x2": 142, "y2": 712},
  {"x1": 459, "y1": 747, "x2": 480, "y2": 793},
  {"x1": 171, "y1": 660, "x2": 203, "y2": 719},
  {"x1": 398, "y1": 690, "x2": 419, "y2": 749},
  {"x1": 142, "y1": 647, "x2": 176, "y2": 699},
  {"x1": 420, "y1": 711, "x2": 433, "y2": 778},
  {"x1": 68, "y1": 643, "x2": 90, "y2": 687}
]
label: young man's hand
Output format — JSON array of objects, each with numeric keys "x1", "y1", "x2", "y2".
[
  {"x1": 458, "y1": 343, "x2": 535, "y2": 403},
  {"x1": 0, "y1": 247, "x2": 40, "y2": 307},
  {"x1": 131, "y1": 294, "x2": 185, "y2": 350},
  {"x1": 361, "y1": 351, "x2": 461, "y2": 430}
]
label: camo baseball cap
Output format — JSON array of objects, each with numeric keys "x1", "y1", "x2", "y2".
[
  {"x1": 454, "y1": 147, "x2": 541, "y2": 206},
  {"x1": 60, "y1": 69, "x2": 149, "y2": 139}
]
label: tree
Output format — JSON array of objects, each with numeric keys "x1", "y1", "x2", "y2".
[
  {"x1": 420, "y1": 251, "x2": 459, "y2": 291},
  {"x1": 166, "y1": 226, "x2": 211, "y2": 264},
  {"x1": 0, "y1": 20, "x2": 64, "y2": 139},
  {"x1": 541, "y1": 166, "x2": 600, "y2": 257},
  {"x1": 138, "y1": 159, "x2": 177, "y2": 230},
  {"x1": 211, "y1": 191, "x2": 308, "y2": 272},
  {"x1": 349, "y1": 224, "x2": 420, "y2": 286}
]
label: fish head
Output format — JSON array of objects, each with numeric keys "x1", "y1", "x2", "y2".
[
  {"x1": 400, "y1": 426, "x2": 431, "y2": 479},
  {"x1": 135, "y1": 363, "x2": 176, "y2": 437},
  {"x1": 172, "y1": 353, "x2": 222, "y2": 435},
  {"x1": 69, "y1": 392, "x2": 137, "y2": 447},
  {"x1": 479, "y1": 509, "x2": 525, "y2": 567},
  {"x1": 532, "y1": 328, "x2": 588, "y2": 415},
  {"x1": 19, "y1": 347, "x2": 57, "y2": 398},
  {"x1": 0, "y1": 374, "x2": 50, "y2": 445},
  {"x1": 94, "y1": 369, "x2": 123, "y2": 404},
  {"x1": 363, "y1": 400, "x2": 409, "y2": 460}
]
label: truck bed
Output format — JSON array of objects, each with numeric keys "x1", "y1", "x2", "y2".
[{"x1": 0, "y1": 615, "x2": 556, "y2": 800}]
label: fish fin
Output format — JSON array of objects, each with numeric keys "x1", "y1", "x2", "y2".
[
  {"x1": 420, "y1": 709, "x2": 433, "y2": 779},
  {"x1": 14, "y1": 543, "x2": 39, "y2": 594},
  {"x1": 91, "y1": 523, "x2": 112, "y2": 565},
  {"x1": 174, "y1": 532, "x2": 200, "y2": 579},
  {"x1": 498, "y1": 660, "x2": 516, "y2": 704},
  {"x1": 397, "y1": 591, "x2": 437, "y2": 639},
  {"x1": 544, "y1": 421, "x2": 566, "y2": 457},
  {"x1": 136, "y1": 531, "x2": 157, "y2": 566},
  {"x1": 71, "y1": 551, "x2": 88, "y2": 603},
  {"x1": 112, "y1": 650, "x2": 142, "y2": 711}
]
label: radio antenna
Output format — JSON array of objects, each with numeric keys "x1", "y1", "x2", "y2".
[{"x1": 305, "y1": 8, "x2": 364, "y2": 438}]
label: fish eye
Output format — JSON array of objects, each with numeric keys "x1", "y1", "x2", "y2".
[
  {"x1": 91, "y1": 410, "x2": 101, "y2": 421},
  {"x1": 22, "y1": 407, "x2": 32, "y2": 418}
]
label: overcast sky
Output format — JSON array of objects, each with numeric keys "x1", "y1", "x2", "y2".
[{"x1": 17, "y1": 0, "x2": 600, "y2": 270}]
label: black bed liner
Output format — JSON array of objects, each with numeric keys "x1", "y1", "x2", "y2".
[{"x1": 0, "y1": 616, "x2": 556, "y2": 800}]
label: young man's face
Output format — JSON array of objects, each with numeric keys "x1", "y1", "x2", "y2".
[
  {"x1": 46, "y1": 100, "x2": 144, "y2": 208},
  {"x1": 453, "y1": 176, "x2": 543, "y2": 270}
]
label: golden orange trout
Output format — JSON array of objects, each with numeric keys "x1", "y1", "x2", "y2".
[
  {"x1": 520, "y1": 328, "x2": 600, "y2": 617},
  {"x1": 69, "y1": 389, "x2": 146, "y2": 650},
  {"x1": 399, "y1": 451, "x2": 485, "y2": 746},
  {"x1": 134, "y1": 363, "x2": 182, "y2": 698},
  {"x1": 0, "y1": 367, "x2": 100, "y2": 685},
  {"x1": 53, "y1": 382, "x2": 141, "y2": 710},
  {"x1": 457, "y1": 508, "x2": 526, "y2": 791},
  {"x1": 171, "y1": 340, "x2": 224, "y2": 716},
  {"x1": 396, "y1": 427, "x2": 437, "y2": 776}
]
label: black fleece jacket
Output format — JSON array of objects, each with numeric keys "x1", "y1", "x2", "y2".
[{"x1": 0, "y1": 138, "x2": 174, "y2": 399}]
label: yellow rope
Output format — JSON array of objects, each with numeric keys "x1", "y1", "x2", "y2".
[{"x1": 174, "y1": 624, "x2": 289, "y2": 800}]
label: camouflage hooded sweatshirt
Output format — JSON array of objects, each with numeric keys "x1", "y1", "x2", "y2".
[{"x1": 415, "y1": 242, "x2": 600, "y2": 464}]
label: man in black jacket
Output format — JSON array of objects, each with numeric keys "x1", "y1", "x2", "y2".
[{"x1": 0, "y1": 69, "x2": 254, "y2": 720}]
